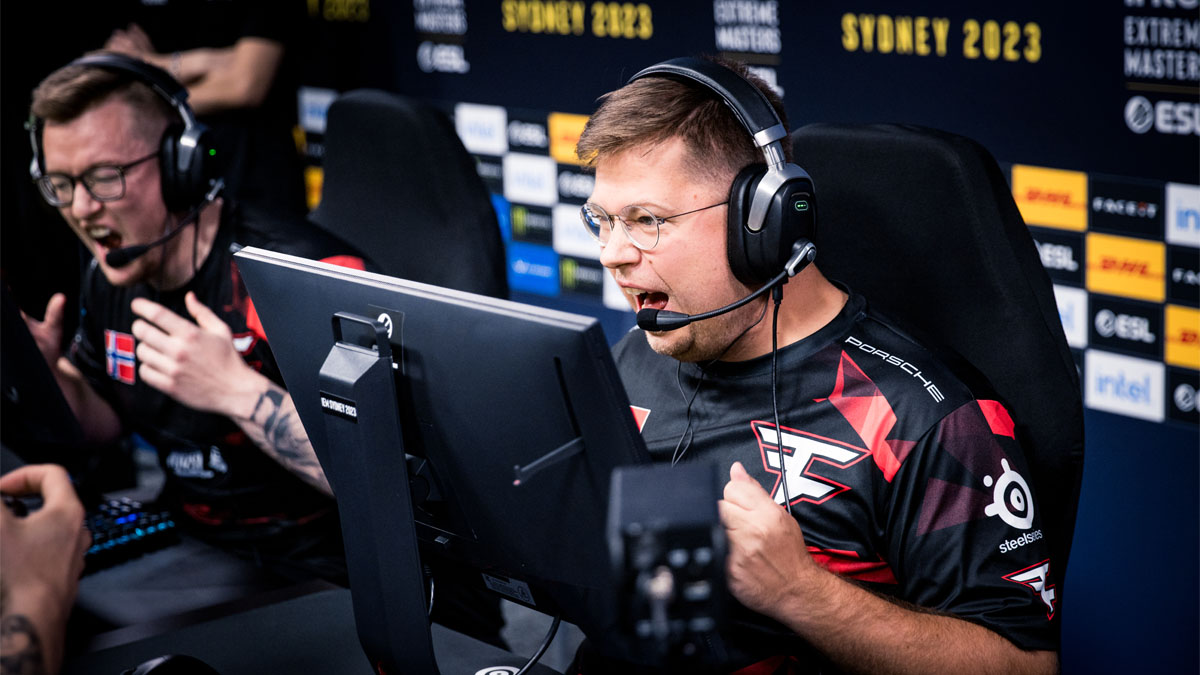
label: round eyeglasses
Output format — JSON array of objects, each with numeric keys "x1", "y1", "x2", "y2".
[
  {"x1": 34, "y1": 150, "x2": 159, "y2": 207},
  {"x1": 579, "y1": 200, "x2": 728, "y2": 250}
]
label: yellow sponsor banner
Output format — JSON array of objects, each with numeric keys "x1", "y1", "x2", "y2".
[
  {"x1": 549, "y1": 112, "x2": 590, "y2": 165},
  {"x1": 1011, "y1": 165, "x2": 1088, "y2": 231},
  {"x1": 1165, "y1": 304, "x2": 1200, "y2": 370},
  {"x1": 1086, "y1": 232, "x2": 1166, "y2": 303},
  {"x1": 305, "y1": 166, "x2": 324, "y2": 211}
]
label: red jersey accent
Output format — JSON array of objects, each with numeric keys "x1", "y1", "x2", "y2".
[
  {"x1": 978, "y1": 399, "x2": 1016, "y2": 439},
  {"x1": 809, "y1": 546, "x2": 898, "y2": 584},
  {"x1": 826, "y1": 351, "x2": 904, "y2": 481}
]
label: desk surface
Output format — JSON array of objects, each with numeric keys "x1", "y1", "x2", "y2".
[{"x1": 64, "y1": 586, "x2": 563, "y2": 675}]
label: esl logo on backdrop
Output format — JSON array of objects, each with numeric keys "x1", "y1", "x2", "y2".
[
  {"x1": 1167, "y1": 368, "x2": 1199, "y2": 426},
  {"x1": 1089, "y1": 296, "x2": 1162, "y2": 359},
  {"x1": 1033, "y1": 229, "x2": 1085, "y2": 285},
  {"x1": 1125, "y1": 96, "x2": 1200, "y2": 136}
]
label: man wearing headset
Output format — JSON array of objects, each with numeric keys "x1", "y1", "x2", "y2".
[
  {"x1": 19, "y1": 54, "x2": 349, "y2": 576},
  {"x1": 573, "y1": 56, "x2": 1058, "y2": 673}
]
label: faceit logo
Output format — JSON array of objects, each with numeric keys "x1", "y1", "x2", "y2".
[
  {"x1": 1004, "y1": 560, "x2": 1057, "y2": 620},
  {"x1": 1125, "y1": 96, "x2": 1199, "y2": 136},
  {"x1": 751, "y1": 421, "x2": 868, "y2": 506},
  {"x1": 843, "y1": 336, "x2": 944, "y2": 402},
  {"x1": 1092, "y1": 197, "x2": 1158, "y2": 219}
]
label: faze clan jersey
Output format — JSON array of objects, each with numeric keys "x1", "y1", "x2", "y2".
[
  {"x1": 612, "y1": 290, "x2": 1058, "y2": 669},
  {"x1": 68, "y1": 210, "x2": 359, "y2": 536}
]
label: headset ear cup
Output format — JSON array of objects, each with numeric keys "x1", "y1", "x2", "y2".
[
  {"x1": 724, "y1": 165, "x2": 763, "y2": 285},
  {"x1": 159, "y1": 124, "x2": 182, "y2": 212},
  {"x1": 159, "y1": 123, "x2": 211, "y2": 212},
  {"x1": 726, "y1": 163, "x2": 818, "y2": 286}
]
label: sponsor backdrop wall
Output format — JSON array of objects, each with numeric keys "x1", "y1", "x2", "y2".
[
  {"x1": 0, "y1": 0, "x2": 1193, "y2": 672},
  {"x1": 295, "y1": 2, "x2": 1198, "y2": 672}
]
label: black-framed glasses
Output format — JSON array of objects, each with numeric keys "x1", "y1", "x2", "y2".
[
  {"x1": 34, "y1": 150, "x2": 159, "y2": 207},
  {"x1": 580, "y1": 200, "x2": 728, "y2": 250}
]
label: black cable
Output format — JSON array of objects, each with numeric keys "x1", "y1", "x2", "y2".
[
  {"x1": 670, "y1": 295, "x2": 770, "y2": 466},
  {"x1": 770, "y1": 284, "x2": 792, "y2": 518},
  {"x1": 514, "y1": 614, "x2": 562, "y2": 675}
]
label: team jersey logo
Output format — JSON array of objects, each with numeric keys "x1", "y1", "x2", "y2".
[
  {"x1": 105, "y1": 329, "x2": 136, "y2": 384},
  {"x1": 751, "y1": 421, "x2": 868, "y2": 506},
  {"x1": 231, "y1": 332, "x2": 257, "y2": 356},
  {"x1": 1004, "y1": 559, "x2": 1057, "y2": 620}
]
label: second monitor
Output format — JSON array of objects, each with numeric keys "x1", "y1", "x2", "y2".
[{"x1": 235, "y1": 246, "x2": 651, "y2": 671}]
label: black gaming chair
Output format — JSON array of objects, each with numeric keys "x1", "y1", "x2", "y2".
[
  {"x1": 791, "y1": 123, "x2": 1085, "y2": 613},
  {"x1": 309, "y1": 90, "x2": 508, "y2": 298}
]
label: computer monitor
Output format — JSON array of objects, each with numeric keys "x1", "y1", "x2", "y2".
[{"x1": 234, "y1": 246, "x2": 651, "y2": 670}]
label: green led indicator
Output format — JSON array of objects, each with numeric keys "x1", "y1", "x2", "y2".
[
  {"x1": 208, "y1": 149, "x2": 216, "y2": 156},
  {"x1": 794, "y1": 200, "x2": 809, "y2": 212}
]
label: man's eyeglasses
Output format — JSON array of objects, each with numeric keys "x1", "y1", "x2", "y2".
[
  {"x1": 579, "y1": 200, "x2": 728, "y2": 250},
  {"x1": 34, "y1": 151, "x2": 159, "y2": 207}
]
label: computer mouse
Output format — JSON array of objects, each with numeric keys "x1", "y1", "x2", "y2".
[{"x1": 122, "y1": 654, "x2": 221, "y2": 675}]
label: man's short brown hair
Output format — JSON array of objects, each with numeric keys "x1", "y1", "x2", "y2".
[
  {"x1": 576, "y1": 56, "x2": 791, "y2": 188},
  {"x1": 30, "y1": 55, "x2": 176, "y2": 145}
]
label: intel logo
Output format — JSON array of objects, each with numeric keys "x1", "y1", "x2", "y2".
[{"x1": 1085, "y1": 350, "x2": 1164, "y2": 422}]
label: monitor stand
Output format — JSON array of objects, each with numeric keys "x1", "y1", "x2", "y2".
[{"x1": 317, "y1": 312, "x2": 442, "y2": 674}]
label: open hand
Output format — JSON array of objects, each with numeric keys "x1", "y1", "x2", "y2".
[{"x1": 130, "y1": 292, "x2": 251, "y2": 416}]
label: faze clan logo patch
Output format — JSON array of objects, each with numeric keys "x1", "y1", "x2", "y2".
[
  {"x1": 751, "y1": 421, "x2": 868, "y2": 506},
  {"x1": 1004, "y1": 559, "x2": 1057, "y2": 620}
]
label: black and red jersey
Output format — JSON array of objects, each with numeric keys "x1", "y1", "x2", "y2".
[
  {"x1": 69, "y1": 207, "x2": 362, "y2": 537},
  {"x1": 612, "y1": 289, "x2": 1058, "y2": 670}
]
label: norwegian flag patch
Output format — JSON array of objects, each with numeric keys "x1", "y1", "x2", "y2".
[{"x1": 105, "y1": 329, "x2": 136, "y2": 384}]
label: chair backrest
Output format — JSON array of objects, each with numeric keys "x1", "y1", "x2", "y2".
[
  {"x1": 792, "y1": 123, "x2": 1085, "y2": 597},
  {"x1": 310, "y1": 89, "x2": 508, "y2": 298}
]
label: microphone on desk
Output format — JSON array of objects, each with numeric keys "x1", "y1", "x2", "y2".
[{"x1": 636, "y1": 239, "x2": 816, "y2": 332}]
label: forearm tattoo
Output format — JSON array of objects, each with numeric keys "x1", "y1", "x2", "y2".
[
  {"x1": 1, "y1": 615, "x2": 45, "y2": 675},
  {"x1": 250, "y1": 386, "x2": 327, "y2": 490}
]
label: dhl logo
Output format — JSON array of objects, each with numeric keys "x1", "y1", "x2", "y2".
[
  {"x1": 1087, "y1": 233, "x2": 1165, "y2": 303},
  {"x1": 1011, "y1": 165, "x2": 1087, "y2": 231},
  {"x1": 1165, "y1": 305, "x2": 1200, "y2": 369},
  {"x1": 1098, "y1": 257, "x2": 1153, "y2": 277},
  {"x1": 1025, "y1": 188, "x2": 1074, "y2": 207}
]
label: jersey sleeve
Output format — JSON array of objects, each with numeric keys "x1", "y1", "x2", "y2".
[{"x1": 883, "y1": 399, "x2": 1060, "y2": 651}]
